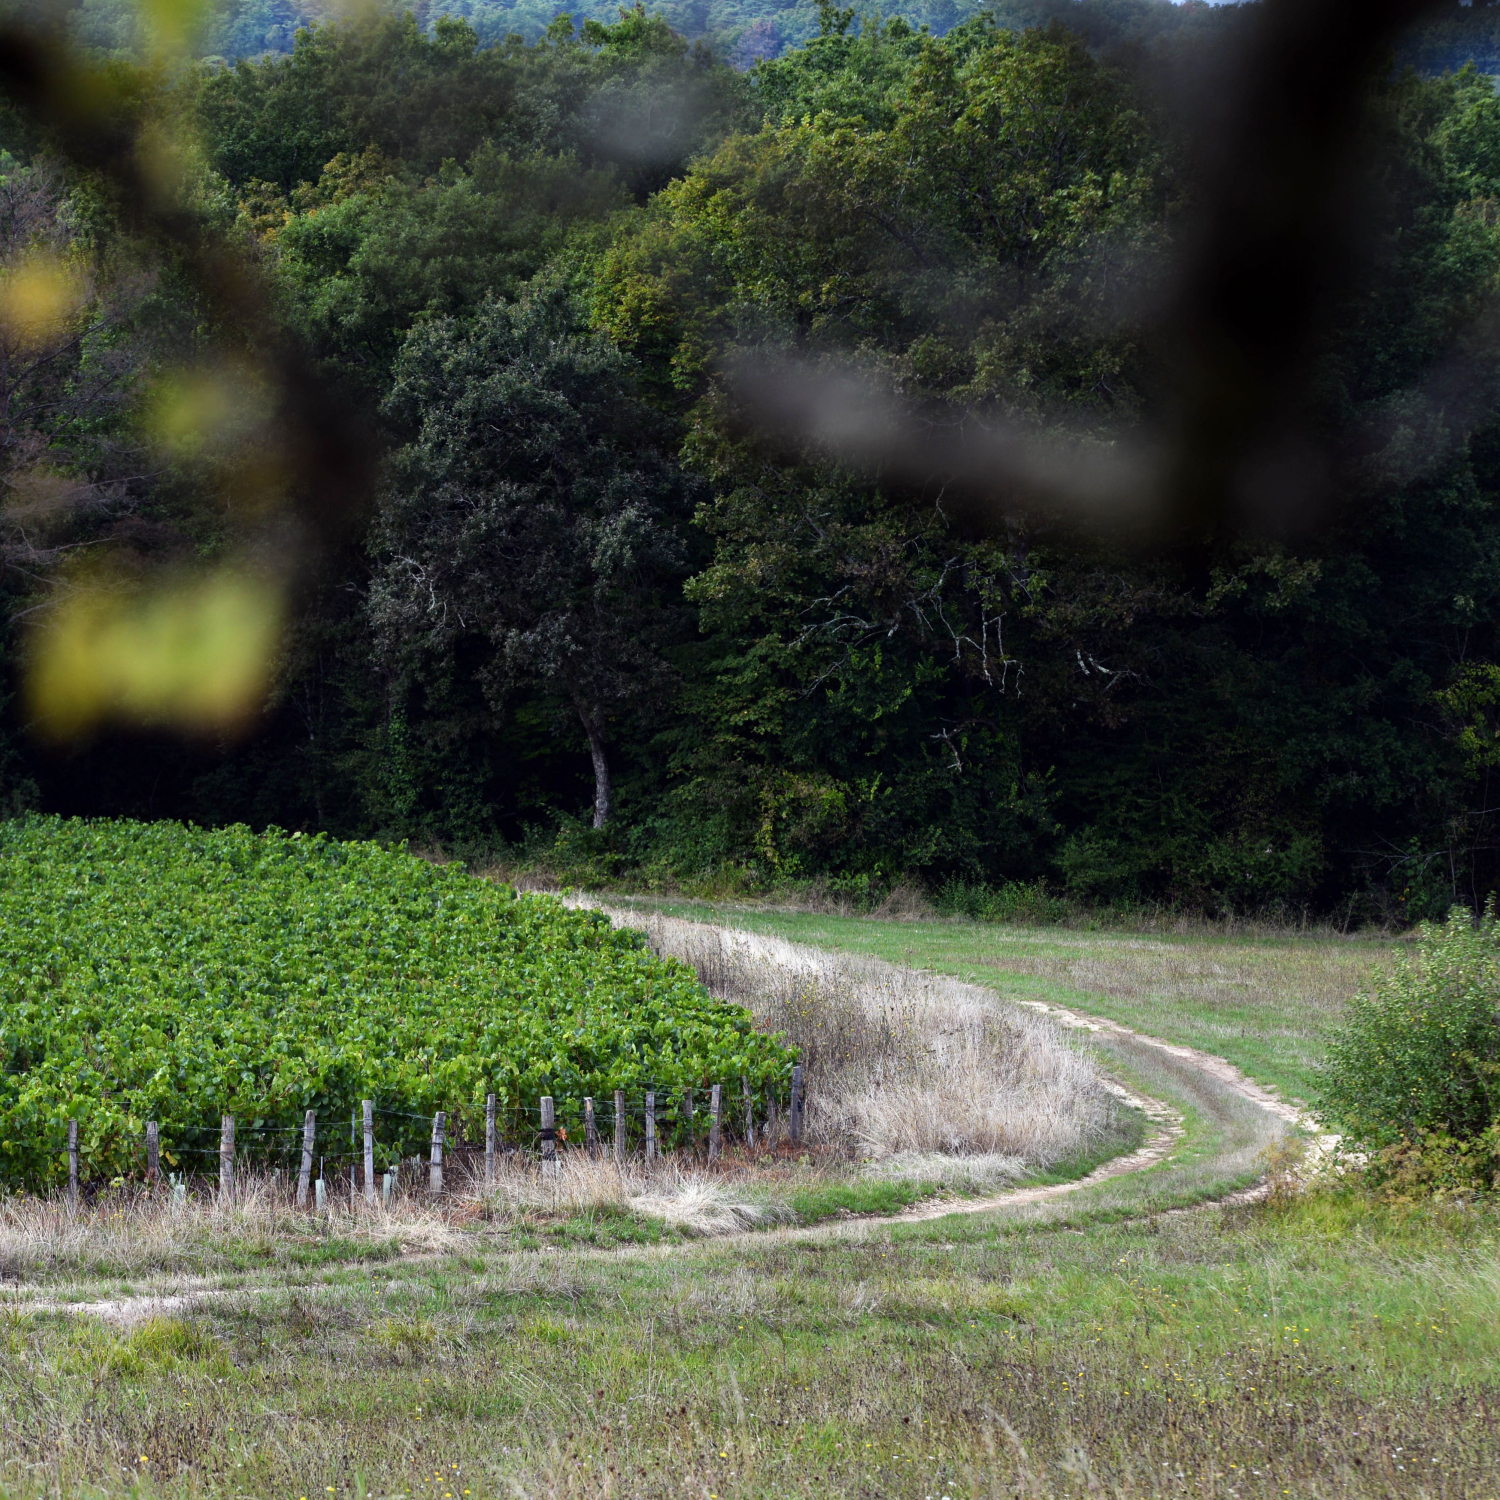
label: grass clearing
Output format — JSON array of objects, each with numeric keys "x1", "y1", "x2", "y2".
[
  {"x1": 597, "y1": 896, "x2": 1395, "y2": 1103},
  {"x1": 2, "y1": 1183, "x2": 1494, "y2": 1499},
  {"x1": 2, "y1": 908, "x2": 1482, "y2": 1498}
]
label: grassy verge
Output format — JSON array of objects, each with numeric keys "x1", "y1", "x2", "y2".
[
  {"x1": 7, "y1": 913, "x2": 1474, "y2": 1499},
  {"x1": 3, "y1": 1183, "x2": 1494, "y2": 1499},
  {"x1": 602, "y1": 896, "x2": 1394, "y2": 1103}
]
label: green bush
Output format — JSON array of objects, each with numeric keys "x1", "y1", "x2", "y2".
[
  {"x1": 935, "y1": 878, "x2": 1071, "y2": 926},
  {"x1": 1368, "y1": 1127, "x2": 1500, "y2": 1199},
  {"x1": 0, "y1": 817, "x2": 794, "y2": 1189},
  {"x1": 1318, "y1": 906, "x2": 1500, "y2": 1157}
]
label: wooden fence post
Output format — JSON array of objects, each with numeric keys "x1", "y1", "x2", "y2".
[
  {"x1": 146, "y1": 1120, "x2": 159, "y2": 1183},
  {"x1": 789, "y1": 1065, "x2": 804, "y2": 1146},
  {"x1": 682, "y1": 1087, "x2": 695, "y2": 1151},
  {"x1": 613, "y1": 1089, "x2": 626, "y2": 1165},
  {"x1": 362, "y1": 1100, "x2": 376, "y2": 1205},
  {"x1": 584, "y1": 1097, "x2": 598, "y2": 1156},
  {"x1": 741, "y1": 1076, "x2": 754, "y2": 1147},
  {"x1": 766, "y1": 1092, "x2": 779, "y2": 1149},
  {"x1": 486, "y1": 1093, "x2": 497, "y2": 1187},
  {"x1": 429, "y1": 1112, "x2": 446, "y2": 1194},
  {"x1": 708, "y1": 1084, "x2": 722, "y2": 1163},
  {"x1": 644, "y1": 1092, "x2": 657, "y2": 1164},
  {"x1": 219, "y1": 1114, "x2": 235, "y2": 1201},
  {"x1": 540, "y1": 1096, "x2": 557, "y2": 1169},
  {"x1": 67, "y1": 1118, "x2": 78, "y2": 1206},
  {"x1": 296, "y1": 1110, "x2": 316, "y2": 1208}
]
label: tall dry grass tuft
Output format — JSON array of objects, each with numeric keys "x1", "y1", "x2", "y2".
[
  {"x1": 589, "y1": 906, "x2": 1115, "y2": 1168},
  {"x1": 0, "y1": 1156, "x2": 795, "y2": 1275},
  {"x1": 455, "y1": 1151, "x2": 787, "y2": 1235},
  {"x1": 0, "y1": 1170, "x2": 464, "y2": 1281}
]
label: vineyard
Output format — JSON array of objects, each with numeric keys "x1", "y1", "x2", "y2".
[{"x1": 0, "y1": 818, "x2": 794, "y2": 1189}]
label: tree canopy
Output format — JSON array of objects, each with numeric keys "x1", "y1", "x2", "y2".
[{"x1": 6, "y1": 2, "x2": 1500, "y2": 922}]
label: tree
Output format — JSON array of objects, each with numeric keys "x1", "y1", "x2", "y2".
[
  {"x1": 370, "y1": 287, "x2": 697, "y2": 828},
  {"x1": 0, "y1": 164, "x2": 158, "y2": 585}
]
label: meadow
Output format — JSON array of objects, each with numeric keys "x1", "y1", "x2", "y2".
[
  {"x1": 3, "y1": 895, "x2": 1490, "y2": 1499},
  {"x1": 595, "y1": 897, "x2": 1396, "y2": 1104}
]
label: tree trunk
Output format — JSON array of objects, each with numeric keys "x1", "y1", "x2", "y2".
[{"x1": 579, "y1": 708, "x2": 612, "y2": 828}]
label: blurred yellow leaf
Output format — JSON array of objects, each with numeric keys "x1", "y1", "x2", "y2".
[
  {"x1": 26, "y1": 569, "x2": 284, "y2": 739},
  {"x1": 148, "y1": 359, "x2": 273, "y2": 459},
  {"x1": 137, "y1": 0, "x2": 211, "y2": 55},
  {"x1": 0, "y1": 253, "x2": 85, "y2": 351},
  {"x1": 134, "y1": 119, "x2": 191, "y2": 204}
]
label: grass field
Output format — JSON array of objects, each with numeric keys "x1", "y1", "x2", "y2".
[
  {"x1": 599, "y1": 899, "x2": 1395, "y2": 1105},
  {"x1": 3, "y1": 909, "x2": 1490, "y2": 1500}
]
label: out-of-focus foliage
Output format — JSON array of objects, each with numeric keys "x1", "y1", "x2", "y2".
[
  {"x1": 8, "y1": 2, "x2": 1500, "y2": 924},
  {"x1": 24, "y1": 568, "x2": 284, "y2": 739},
  {"x1": 0, "y1": 816, "x2": 793, "y2": 1189}
]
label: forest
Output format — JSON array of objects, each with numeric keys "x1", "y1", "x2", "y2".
[{"x1": 7, "y1": 0, "x2": 1500, "y2": 921}]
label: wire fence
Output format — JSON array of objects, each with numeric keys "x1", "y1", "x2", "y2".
[{"x1": 43, "y1": 1067, "x2": 809, "y2": 1204}]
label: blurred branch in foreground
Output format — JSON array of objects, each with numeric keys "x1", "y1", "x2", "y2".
[
  {"x1": 0, "y1": 0, "x2": 371, "y2": 739},
  {"x1": 725, "y1": 0, "x2": 1466, "y2": 549}
]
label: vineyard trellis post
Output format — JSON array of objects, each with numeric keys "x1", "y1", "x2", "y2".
[
  {"x1": 709, "y1": 1084, "x2": 722, "y2": 1163},
  {"x1": 219, "y1": 1114, "x2": 235, "y2": 1201},
  {"x1": 645, "y1": 1091, "x2": 657, "y2": 1164},
  {"x1": 614, "y1": 1089, "x2": 626, "y2": 1165},
  {"x1": 146, "y1": 1120, "x2": 159, "y2": 1183},
  {"x1": 429, "y1": 1112, "x2": 445, "y2": 1194},
  {"x1": 790, "y1": 1066, "x2": 804, "y2": 1145},
  {"x1": 362, "y1": 1100, "x2": 375, "y2": 1205},
  {"x1": 297, "y1": 1110, "x2": 316, "y2": 1208},
  {"x1": 486, "y1": 1093, "x2": 497, "y2": 1187},
  {"x1": 67, "y1": 1119, "x2": 78, "y2": 1207},
  {"x1": 682, "y1": 1087, "x2": 694, "y2": 1151},
  {"x1": 540, "y1": 1095, "x2": 557, "y2": 1170},
  {"x1": 741, "y1": 1076, "x2": 754, "y2": 1147},
  {"x1": 766, "y1": 1092, "x2": 778, "y2": 1146},
  {"x1": 584, "y1": 1096, "x2": 598, "y2": 1156}
]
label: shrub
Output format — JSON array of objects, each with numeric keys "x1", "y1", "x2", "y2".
[
  {"x1": 1317, "y1": 905, "x2": 1500, "y2": 1161},
  {"x1": 1370, "y1": 1127, "x2": 1500, "y2": 1200},
  {"x1": 935, "y1": 878, "x2": 1071, "y2": 925}
]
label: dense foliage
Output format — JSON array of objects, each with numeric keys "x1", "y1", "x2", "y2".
[
  {"x1": 1320, "y1": 910, "x2": 1500, "y2": 1150},
  {"x1": 1319, "y1": 908, "x2": 1500, "y2": 1192},
  {"x1": 67, "y1": 0, "x2": 1221, "y2": 68},
  {"x1": 8, "y1": 4, "x2": 1500, "y2": 921},
  {"x1": 0, "y1": 818, "x2": 792, "y2": 1189}
]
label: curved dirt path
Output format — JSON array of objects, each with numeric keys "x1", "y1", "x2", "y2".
[
  {"x1": 6, "y1": 937, "x2": 1310, "y2": 1323},
  {"x1": 701, "y1": 991, "x2": 1304, "y2": 1246},
  {"x1": 14, "y1": 999, "x2": 1301, "y2": 1325}
]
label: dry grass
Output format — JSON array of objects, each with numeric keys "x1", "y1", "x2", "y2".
[
  {"x1": 460, "y1": 1151, "x2": 793, "y2": 1235},
  {"x1": 0, "y1": 1172, "x2": 464, "y2": 1281},
  {"x1": 590, "y1": 898, "x2": 1390, "y2": 1100},
  {"x1": 589, "y1": 905, "x2": 1115, "y2": 1170},
  {"x1": 0, "y1": 1155, "x2": 802, "y2": 1280},
  {"x1": 3, "y1": 1187, "x2": 1495, "y2": 1500}
]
